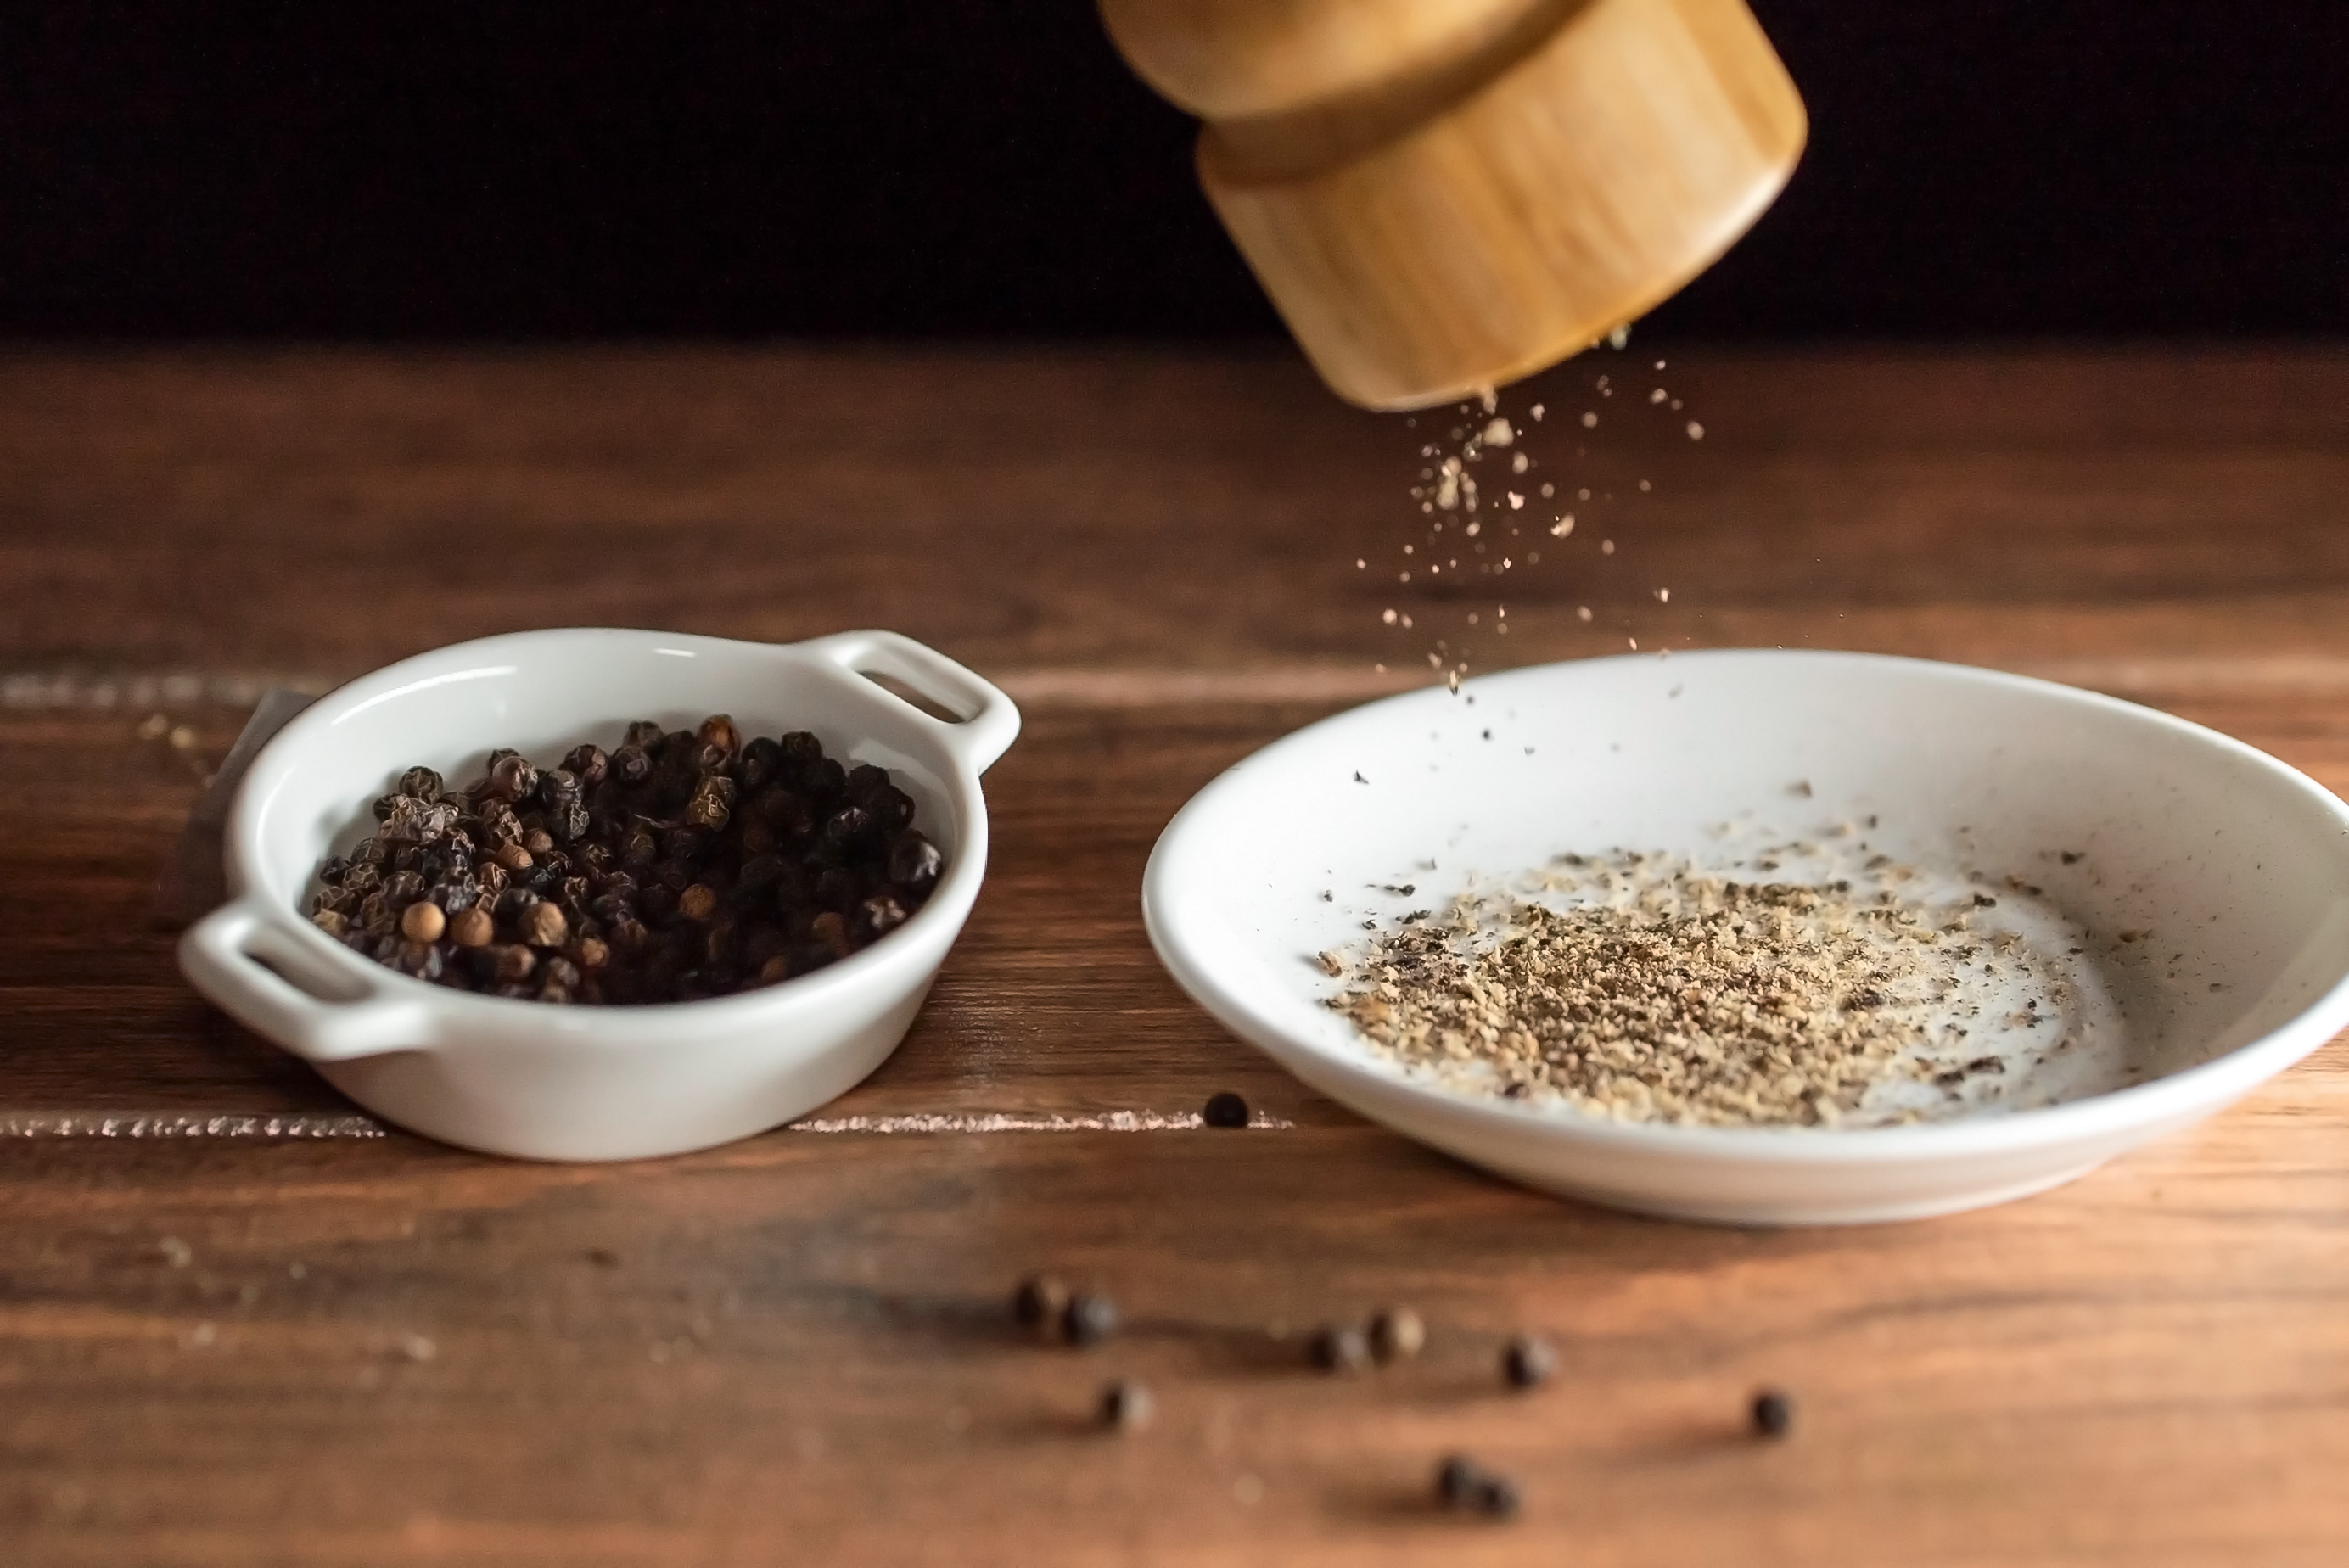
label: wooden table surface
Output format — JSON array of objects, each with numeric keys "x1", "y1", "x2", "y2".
[{"x1": 4, "y1": 344, "x2": 2347, "y2": 1566}]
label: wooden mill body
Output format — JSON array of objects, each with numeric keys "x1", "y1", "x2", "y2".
[{"x1": 1100, "y1": 0, "x2": 1807, "y2": 409}]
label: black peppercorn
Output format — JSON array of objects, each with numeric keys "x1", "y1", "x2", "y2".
[
  {"x1": 610, "y1": 744, "x2": 653, "y2": 787},
  {"x1": 687, "y1": 776, "x2": 737, "y2": 831},
  {"x1": 1501, "y1": 1335, "x2": 1556, "y2": 1390},
  {"x1": 318, "y1": 854, "x2": 351, "y2": 886},
  {"x1": 623, "y1": 720, "x2": 664, "y2": 749},
  {"x1": 1098, "y1": 1380, "x2": 1153, "y2": 1434},
  {"x1": 1202, "y1": 1091, "x2": 1249, "y2": 1129},
  {"x1": 560, "y1": 744, "x2": 608, "y2": 789},
  {"x1": 1436, "y1": 1455, "x2": 1519, "y2": 1520},
  {"x1": 887, "y1": 832, "x2": 943, "y2": 891},
  {"x1": 1751, "y1": 1387, "x2": 1794, "y2": 1439},
  {"x1": 867, "y1": 786, "x2": 917, "y2": 832},
  {"x1": 737, "y1": 736, "x2": 782, "y2": 788},
  {"x1": 487, "y1": 753, "x2": 539, "y2": 803},
  {"x1": 779, "y1": 731, "x2": 823, "y2": 778},
  {"x1": 1013, "y1": 1274, "x2": 1069, "y2": 1334},
  {"x1": 1309, "y1": 1324, "x2": 1371, "y2": 1375},
  {"x1": 548, "y1": 798, "x2": 591, "y2": 843},
  {"x1": 856, "y1": 893, "x2": 909, "y2": 940},
  {"x1": 822, "y1": 804, "x2": 875, "y2": 851},
  {"x1": 397, "y1": 765, "x2": 444, "y2": 799},
  {"x1": 1061, "y1": 1292, "x2": 1117, "y2": 1347},
  {"x1": 813, "y1": 866, "x2": 861, "y2": 911}
]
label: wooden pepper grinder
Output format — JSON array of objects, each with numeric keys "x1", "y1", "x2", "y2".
[{"x1": 1099, "y1": 0, "x2": 1806, "y2": 410}]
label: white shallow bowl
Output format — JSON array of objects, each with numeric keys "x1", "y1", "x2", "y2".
[
  {"x1": 1145, "y1": 650, "x2": 2349, "y2": 1224},
  {"x1": 179, "y1": 628, "x2": 1018, "y2": 1162}
]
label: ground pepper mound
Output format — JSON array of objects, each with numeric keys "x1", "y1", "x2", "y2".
[{"x1": 1326, "y1": 854, "x2": 2051, "y2": 1128}]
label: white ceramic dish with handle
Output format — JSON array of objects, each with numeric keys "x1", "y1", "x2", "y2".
[
  {"x1": 1145, "y1": 650, "x2": 2349, "y2": 1224},
  {"x1": 179, "y1": 627, "x2": 1018, "y2": 1162}
]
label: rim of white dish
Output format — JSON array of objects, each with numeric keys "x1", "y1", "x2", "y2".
[
  {"x1": 224, "y1": 627, "x2": 992, "y2": 1042},
  {"x1": 1144, "y1": 649, "x2": 2349, "y2": 1163}
]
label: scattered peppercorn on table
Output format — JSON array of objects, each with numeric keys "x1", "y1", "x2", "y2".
[{"x1": 4, "y1": 346, "x2": 2348, "y2": 1565}]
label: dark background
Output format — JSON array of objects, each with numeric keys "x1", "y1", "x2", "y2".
[{"x1": 3, "y1": 3, "x2": 2343, "y2": 343}]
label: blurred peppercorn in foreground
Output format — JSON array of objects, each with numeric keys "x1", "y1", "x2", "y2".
[{"x1": 305, "y1": 717, "x2": 945, "y2": 1005}]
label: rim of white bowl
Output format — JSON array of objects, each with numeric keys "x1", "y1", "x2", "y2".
[
  {"x1": 1145, "y1": 649, "x2": 2349, "y2": 1163},
  {"x1": 223, "y1": 627, "x2": 995, "y2": 1039}
]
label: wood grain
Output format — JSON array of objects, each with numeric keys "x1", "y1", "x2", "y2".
[{"x1": 3, "y1": 345, "x2": 2347, "y2": 1565}]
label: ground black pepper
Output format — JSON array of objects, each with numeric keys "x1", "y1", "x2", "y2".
[{"x1": 306, "y1": 718, "x2": 945, "y2": 1006}]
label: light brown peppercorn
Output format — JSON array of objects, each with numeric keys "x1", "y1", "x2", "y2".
[
  {"x1": 522, "y1": 902, "x2": 569, "y2": 949},
  {"x1": 697, "y1": 714, "x2": 741, "y2": 758},
  {"x1": 522, "y1": 828, "x2": 555, "y2": 856},
  {"x1": 494, "y1": 843, "x2": 533, "y2": 872},
  {"x1": 1369, "y1": 1308, "x2": 1427, "y2": 1363},
  {"x1": 494, "y1": 944, "x2": 537, "y2": 983},
  {"x1": 399, "y1": 901, "x2": 446, "y2": 943},
  {"x1": 810, "y1": 910, "x2": 852, "y2": 959},
  {"x1": 450, "y1": 907, "x2": 495, "y2": 948},
  {"x1": 677, "y1": 883, "x2": 720, "y2": 922},
  {"x1": 757, "y1": 955, "x2": 791, "y2": 985},
  {"x1": 572, "y1": 937, "x2": 610, "y2": 971},
  {"x1": 311, "y1": 909, "x2": 350, "y2": 938}
]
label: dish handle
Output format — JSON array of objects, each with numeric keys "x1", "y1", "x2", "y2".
[
  {"x1": 803, "y1": 630, "x2": 1022, "y2": 775},
  {"x1": 178, "y1": 897, "x2": 438, "y2": 1062}
]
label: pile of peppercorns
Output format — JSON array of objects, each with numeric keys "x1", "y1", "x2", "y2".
[{"x1": 306, "y1": 716, "x2": 945, "y2": 1005}]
